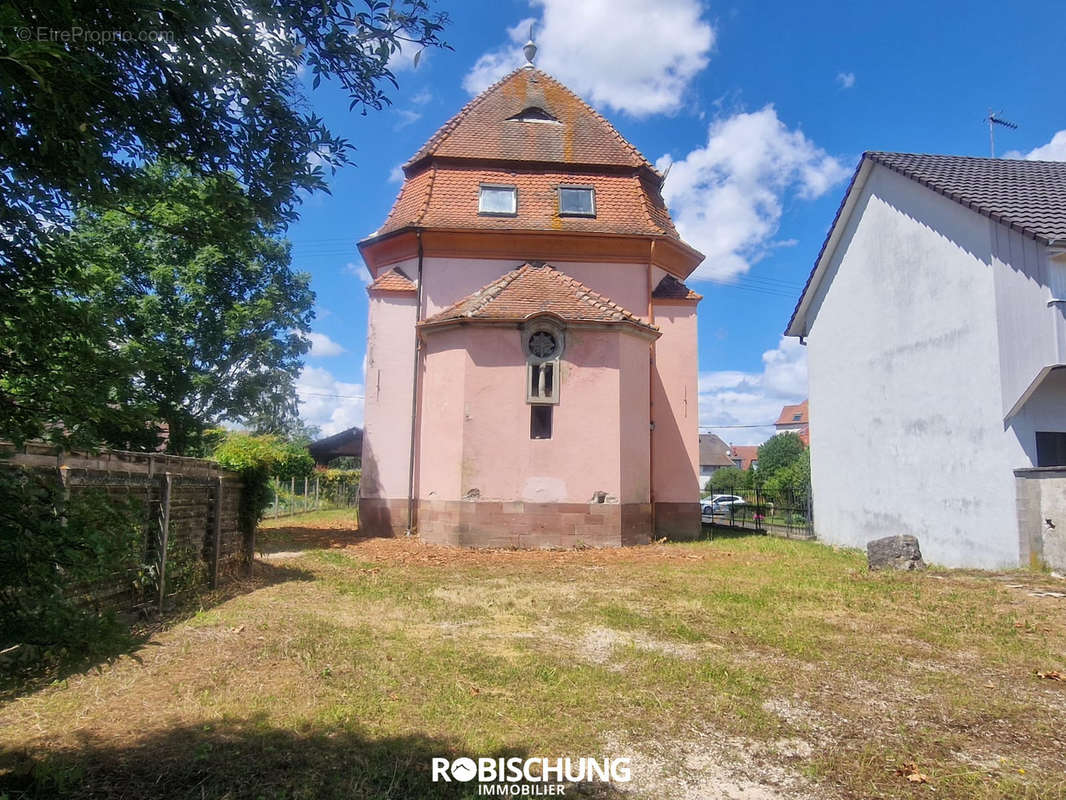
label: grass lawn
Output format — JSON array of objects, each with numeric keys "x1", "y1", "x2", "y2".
[{"x1": 1, "y1": 509, "x2": 1065, "y2": 799}]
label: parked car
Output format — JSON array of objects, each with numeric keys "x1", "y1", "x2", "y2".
[{"x1": 701, "y1": 494, "x2": 746, "y2": 521}]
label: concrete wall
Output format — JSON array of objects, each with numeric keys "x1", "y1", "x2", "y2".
[
  {"x1": 1015, "y1": 468, "x2": 1066, "y2": 570},
  {"x1": 804, "y1": 165, "x2": 1020, "y2": 568}
]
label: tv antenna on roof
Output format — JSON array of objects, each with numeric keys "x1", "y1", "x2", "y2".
[{"x1": 987, "y1": 110, "x2": 1018, "y2": 158}]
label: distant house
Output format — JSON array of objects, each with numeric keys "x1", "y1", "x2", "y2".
[
  {"x1": 699, "y1": 433, "x2": 734, "y2": 486},
  {"x1": 730, "y1": 445, "x2": 759, "y2": 471},
  {"x1": 774, "y1": 400, "x2": 809, "y2": 445},
  {"x1": 787, "y1": 152, "x2": 1066, "y2": 569},
  {"x1": 308, "y1": 427, "x2": 363, "y2": 467}
]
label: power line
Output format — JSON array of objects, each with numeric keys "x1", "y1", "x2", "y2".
[
  {"x1": 299, "y1": 391, "x2": 365, "y2": 400},
  {"x1": 699, "y1": 423, "x2": 777, "y2": 429}
]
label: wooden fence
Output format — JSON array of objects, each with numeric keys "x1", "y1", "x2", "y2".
[{"x1": 2, "y1": 442, "x2": 248, "y2": 614}]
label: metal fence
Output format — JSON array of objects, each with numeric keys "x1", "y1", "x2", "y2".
[
  {"x1": 700, "y1": 480, "x2": 813, "y2": 539},
  {"x1": 268, "y1": 472, "x2": 360, "y2": 519}
]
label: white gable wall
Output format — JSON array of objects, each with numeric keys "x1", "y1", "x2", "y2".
[{"x1": 804, "y1": 165, "x2": 1021, "y2": 568}]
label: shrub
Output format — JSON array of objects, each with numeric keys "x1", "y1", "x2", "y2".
[
  {"x1": 212, "y1": 433, "x2": 314, "y2": 533},
  {"x1": 0, "y1": 468, "x2": 144, "y2": 673}
]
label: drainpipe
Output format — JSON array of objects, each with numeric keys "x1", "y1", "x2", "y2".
[
  {"x1": 647, "y1": 239, "x2": 657, "y2": 536},
  {"x1": 406, "y1": 230, "x2": 425, "y2": 535}
]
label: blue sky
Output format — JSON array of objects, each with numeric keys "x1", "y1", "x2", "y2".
[{"x1": 288, "y1": 0, "x2": 1066, "y2": 443}]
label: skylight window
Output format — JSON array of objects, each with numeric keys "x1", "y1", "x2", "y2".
[
  {"x1": 558, "y1": 186, "x2": 595, "y2": 217},
  {"x1": 479, "y1": 184, "x2": 517, "y2": 216}
]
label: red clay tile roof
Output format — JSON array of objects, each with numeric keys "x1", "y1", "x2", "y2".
[
  {"x1": 372, "y1": 67, "x2": 688, "y2": 244},
  {"x1": 730, "y1": 445, "x2": 759, "y2": 471},
  {"x1": 368, "y1": 267, "x2": 416, "y2": 293},
  {"x1": 774, "y1": 400, "x2": 808, "y2": 426},
  {"x1": 652, "y1": 275, "x2": 702, "y2": 301},
  {"x1": 381, "y1": 165, "x2": 677, "y2": 237},
  {"x1": 406, "y1": 68, "x2": 655, "y2": 172},
  {"x1": 420, "y1": 262, "x2": 657, "y2": 332}
]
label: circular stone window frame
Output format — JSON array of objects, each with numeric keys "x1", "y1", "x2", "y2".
[{"x1": 521, "y1": 319, "x2": 565, "y2": 365}]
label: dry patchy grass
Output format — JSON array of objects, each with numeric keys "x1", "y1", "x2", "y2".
[{"x1": 1, "y1": 511, "x2": 1064, "y2": 799}]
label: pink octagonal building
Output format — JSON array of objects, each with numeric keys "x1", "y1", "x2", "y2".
[{"x1": 357, "y1": 61, "x2": 704, "y2": 547}]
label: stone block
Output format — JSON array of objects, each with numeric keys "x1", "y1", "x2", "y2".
[{"x1": 867, "y1": 535, "x2": 926, "y2": 571}]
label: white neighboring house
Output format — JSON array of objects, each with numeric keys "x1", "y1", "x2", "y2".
[{"x1": 787, "y1": 152, "x2": 1066, "y2": 570}]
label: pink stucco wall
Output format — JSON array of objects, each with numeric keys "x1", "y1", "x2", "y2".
[
  {"x1": 417, "y1": 324, "x2": 656, "y2": 505},
  {"x1": 651, "y1": 304, "x2": 700, "y2": 504},
  {"x1": 619, "y1": 332, "x2": 652, "y2": 502},
  {"x1": 421, "y1": 258, "x2": 651, "y2": 321},
  {"x1": 360, "y1": 293, "x2": 418, "y2": 501}
]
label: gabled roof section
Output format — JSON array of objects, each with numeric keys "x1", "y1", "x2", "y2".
[
  {"x1": 865, "y1": 152, "x2": 1066, "y2": 243},
  {"x1": 368, "y1": 267, "x2": 416, "y2": 294},
  {"x1": 420, "y1": 262, "x2": 657, "y2": 333},
  {"x1": 699, "y1": 433, "x2": 734, "y2": 468},
  {"x1": 652, "y1": 274, "x2": 702, "y2": 301},
  {"x1": 405, "y1": 68, "x2": 656, "y2": 173},
  {"x1": 786, "y1": 152, "x2": 1066, "y2": 337},
  {"x1": 775, "y1": 400, "x2": 808, "y2": 426}
]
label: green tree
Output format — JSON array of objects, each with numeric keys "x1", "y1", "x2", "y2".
[
  {"x1": 708, "y1": 467, "x2": 747, "y2": 493},
  {"x1": 0, "y1": 0, "x2": 449, "y2": 447},
  {"x1": 763, "y1": 449, "x2": 811, "y2": 503},
  {"x1": 53, "y1": 163, "x2": 315, "y2": 454},
  {"x1": 756, "y1": 432, "x2": 806, "y2": 482}
]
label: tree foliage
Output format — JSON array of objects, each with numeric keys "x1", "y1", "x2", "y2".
[
  {"x1": 763, "y1": 449, "x2": 810, "y2": 503},
  {"x1": 45, "y1": 163, "x2": 315, "y2": 453},
  {"x1": 708, "y1": 467, "x2": 748, "y2": 493},
  {"x1": 0, "y1": 0, "x2": 449, "y2": 449},
  {"x1": 756, "y1": 433, "x2": 807, "y2": 482}
]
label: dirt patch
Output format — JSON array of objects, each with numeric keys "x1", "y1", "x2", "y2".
[{"x1": 601, "y1": 730, "x2": 827, "y2": 800}]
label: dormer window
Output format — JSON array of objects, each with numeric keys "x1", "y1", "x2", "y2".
[
  {"x1": 558, "y1": 186, "x2": 595, "y2": 217},
  {"x1": 479, "y1": 184, "x2": 517, "y2": 216},
  {"x1": 506, "y1": 106, "x2": 559, "y2": 124}
]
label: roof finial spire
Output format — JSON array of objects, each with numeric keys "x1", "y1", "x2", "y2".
[{"x1": 523, "y1": 24, "x2": 537, "y2": 67}]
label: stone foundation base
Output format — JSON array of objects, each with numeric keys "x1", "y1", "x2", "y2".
[
  {"x1": 359, "y1": 497, "x2": 700, "y2": 547},
  {"x1": 419, "y1": 500, "x2": 653, "y2": 548},
  {"x1": 358, "y1": 497, "x2": 410, "y2": 538},
  {"x1": 654, "y1": 502, "x2": 701, "y2": 541}
]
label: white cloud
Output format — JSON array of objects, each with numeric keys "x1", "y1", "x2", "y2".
[
  {"x1": 410, "y1": 88, "x2": 433, "y2": 105},
  {"x1": 388, "y1": 165, "x2": 405, "y2": 184},
  {"x1": 836, "y1": 71, "x2": 855, "y2": 89},
  {"x1": 297, "y1": 365, "x2": 364, "y2": 436},
  {"x1": 657, "y1": 105, "x2": 849, "y2": 281},
  {"x1": 304, "y1": 331, "x2": 346, "y2": 357},
  {"x1": 700, "y1": 336, "x2": 807, "y2": 445},
  {"x1": 463, "y1": 0, "x2": 715, "y2": 117},
  {"x1": 388, "y1": 38, "x2": 425, "y2": 72},
  {"x1": 1004, "y1": 130, "x2": 1066, "y2": 161},
  {"x1": 394, "y1": 109, "x2": 422, "y2": 130},
  {"x1": 347, "y1": 261, "x2": 372, "y2": 285}
]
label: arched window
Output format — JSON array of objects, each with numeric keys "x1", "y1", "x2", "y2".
[{"x1": 523, "y1": 321, "x2": 563, "y2": 407}]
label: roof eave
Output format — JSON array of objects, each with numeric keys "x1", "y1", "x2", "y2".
[
  {"x1": 785, "y1": 155, "x2": 874, "y2": 338},
  {"x1": 418, "y1": 315, "x2": 661, "y2": 340}
]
